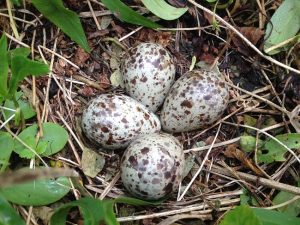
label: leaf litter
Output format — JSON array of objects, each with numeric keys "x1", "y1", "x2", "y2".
[{"x1": 1, "y1": 0, "x2": 300, "y2": 224}]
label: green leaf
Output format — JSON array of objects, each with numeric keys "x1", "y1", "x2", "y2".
[
  {"x1": 14, "y1": 122, "x2": 69, "y2": 158},
  {"x1": 264, "y1": 0, "x2": 300, "y2": 55},
  {"x1": 4, "y1": 91, "x2": 36, "y2": 121},
  {"x1": 141, "y1": 0, "x2": 188, "y2": 20},
  {"x1": 9, "y1": 47, "x2": 31, "y2": 59},
  {"x1": 253, "y1": 207, "x2": 300, "y2": 225},
  {"x1": 0, "y1": 132, "x2": 14, "y2": 171},
  {"x1": 258, "y1": 133, "x2": 300, "y2": 164},
  {"x1": 0, "y1": 34, "x2": 9, "y2": 97},
  {"x1": 50, "y1": 197, "x2": 119, "y2": 225},
  {"x1": 9, "y1": 55, "x2": 49, "y2": 97},
  {"x1": 31, "y1": 0, "x2": 90, "y2": 52},
  {"x1": 101, "y1": 0, "x2": 161, "y2": 29},
  {"x1": 273, "y1": 187, "x2": 300, "y2": 216},
  {"x1": 220, "y1": 205, "x2": 262, "y2": 225},
  {"x1": 10, "y1": 0, "x2": 22, "y2": 6},
  {"x1": 38, "y1": 122, "x2": 69, "y2": 156},
  {"x1": 0, "y1": 194, "x2": 25, "y2": 225},
  {"x1": 0, "y1": 177, "x2": 70, "y2": 206},
  {"x1": 240, "y1": 135, "x2": 264, "y2": 152}
]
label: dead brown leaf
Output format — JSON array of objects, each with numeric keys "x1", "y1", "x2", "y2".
[
  {"x1": 73, "y1": 47, "x2": 90, "y2": 67},
  {"x1": 224, "y1": 144, "x2": 264, "y2": 176},
  {"x1": 232, "y1": 27, "x2": 264, "y2": 55}
]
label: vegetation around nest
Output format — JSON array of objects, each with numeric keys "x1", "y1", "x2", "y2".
[{"x1": 0, "y1": 0, "x2": 300, "y2": 224}]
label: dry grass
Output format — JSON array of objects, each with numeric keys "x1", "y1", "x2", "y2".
[{"x1": 1, "y1": 0, "x2": 299, "y2": 224}]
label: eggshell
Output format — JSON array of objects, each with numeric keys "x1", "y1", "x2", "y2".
[
  {"x1": 160, "y1": 69, "x2": 229, "y2": 132},
  {"x1": 81, "y1": 94, "x2": 161, "y2": 150},
  {"x1": 120, "y1": 42, "x2": 175, "y2": 112},
  {"x1": 121, "y1": 133, "x2": 184, "y2": 200}
]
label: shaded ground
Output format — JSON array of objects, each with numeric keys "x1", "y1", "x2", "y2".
[{"x1": 0, "y1": 0, "x2": 299, "y2": 224}]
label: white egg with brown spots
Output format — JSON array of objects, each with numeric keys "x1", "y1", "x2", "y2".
[
  {"x1": 121, "y1": 133, "x2": 184, "y2": 200},
  {"x1": 120, "y1": 42, "x2": 175, "y2": 112},
  {"x1": 160, "y1": 69, "x2": 229, "y2": 133},
  {"x1": 81, "y1": 94, "x2": 161, "y2": 150}
]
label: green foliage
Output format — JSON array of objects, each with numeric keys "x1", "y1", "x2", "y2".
[
  {"x1": 14, "y1": 122, "x2": 69, "y2": 158},
  {"x1": 0, "y1": 35, "x2": 9, "y2": 99},
  {"x1": 220, "y1": 205, "x2": 262, "y2": 225},
  {"x1": 239, "y1": 133, "x2": 300, "y2": 164},
  {"x1": 259, "y1": 133, "x2": 300, "y2": 164},
  {"x1": 0, "y1": 33, "x2": 48, "y2": 125},
  {"x1": 252, "y1": 207, "x2": 300, "y2": 225},
  {"x1": 31, "y1": 0, "x2": 90, "y2": 52},
  {"x1": 101, "y1": 0, "x2": 160, "y2": 28},
  {"x1": 0, "y1": 177, "x2": 71, "y2": 206},
  {"x1": 9, "y1": 54, "x2": 49, "y2": 99},
  {"x1": 0, "y1": 194, "x2": 25, "y2": 225},
  {"x1": 272, "y1": 181, "x2": 300, "y2": 216},
  {"x1": 4, "y1": 91, "x2": 36, "y2": 121},
  {"x1": 141, "y1": 0, "x2": 188, "y2": 20},
  {"x1": 240, "y1": 135, "x2": 263, "y2": 152},
  {"x1": 50, "y1": 195, "x2": 161, "y2": 225},
  {"x1": 0, "y1": 132, "x2": 14, "y2": 172},
  {"x1": 220, "y1": 205, "x2": 300, "y2": 225},
  {"x1": 264, "y1": 0, "x2": 300, "y2": 55},
  {"x1": 50, "y1": 197, "x2": 119, "y2": 225}
]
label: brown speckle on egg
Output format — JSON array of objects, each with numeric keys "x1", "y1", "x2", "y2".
[
  {"x1": 160, "y1": 69, "x2": 229, "y2": 133},
  {"x1": 120, "y1": 133, "x2": 184, "y2": 200},
  {"x1": 120, "y1": 43, "x2": 176, "y2": 112},
  {"x1": 81, "y1": 94, "x2": 161, "y2": 150}
]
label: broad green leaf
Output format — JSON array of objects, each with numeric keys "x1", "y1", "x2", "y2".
[
  {"x1": 273, "y1": 181, "x2": 300, "y2": 217},
  {"x1": 240, "y1": 189, "x2": 259, "y2": 206},
  {"x1": 38, "y1": 122, "x2": 69, "y2": 156},
  {"x1": 220, "y1": 205, "x2": 262, "y2": 225},
  {"x1": 4, "y1": 91, "x2": 36, "y2": 121},
  {"x1": 14, "y1": 122, "x2": 69, "y2": 158},
  {"x1": 258, "y1": 133, "x2": 300, "y2": 164},
  {"x1": 0, "y1": 34, "x2": 8, "y2": 97},
  {"x1": 50, "y1": 197, "x2": 119, "y2": 225},
  {"x1": 0, "y1": 194, "x2": 25, "y2": 225},
  {"x1": 264, "y1": 0, "x2": 300, "y2": 55},
  {"x1": 253, "y1": 207, "x2": 300, "y2": 225},
  {"x1": 240, "y1": 135, "x2": 264, "y2": 152},
  {"x1": 141, "y1": 0, "x2": 188, "y2": 20},
  {"x1": 101, "y1": 0, "x2": 160, "y2": 29},
  {"x1": 0, "y1": 177, "x2": 70, "y2": 206},
  {"x1": 9, "y1": 47, "x2": 31, "y2": 59},
  {"x1": 0, "y1": 132, "x2": 14, "y2": 171},
  {"x1": 31, "y1": 0, "x2": 90, "y2": 52},
  {"x1": 9, "y1": 55, "x2": 49, "y2": 97}
]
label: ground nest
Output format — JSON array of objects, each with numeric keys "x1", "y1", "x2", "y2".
[{"x1": 0, "y1": 0, "x2": 300, "y2": 224}]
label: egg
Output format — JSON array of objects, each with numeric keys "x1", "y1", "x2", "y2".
[
  {"x1": 81, "y1": 94, "x2": 161, "y2": 150},
  {"x1": 120, "y1": 133, "x2": 184, "y2": 200},
  {"x1": 120, "y1": 42, "x2": 175, "y2": 112},
  {"x1": 160, "y1": 69, "x2": 229, "y2": 133}
]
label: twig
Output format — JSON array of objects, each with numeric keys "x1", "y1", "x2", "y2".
[
  {"x1": 187, "y1": 0, "x2": 300, "y2": 75},
  {"x1": 117, "y1": 199, "x2": 239, "y2": 222},
  {"x1": 211, "y1": 164, "x2": 300, "y2": 195},
  {"x1": 178, "y1": 124, "x2": 222, "y2": 201}
]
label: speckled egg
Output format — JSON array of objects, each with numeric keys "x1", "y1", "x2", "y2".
[
  {"x1": 120, "y1": 133, "x2": 184, "y2": 200},
  {"x1": 81, "y1": 94, "x2": 161, "y2": 150},
  {"x1": 120, "y1": 42, "x2": 175, "y2": 112},
  {"x1": 160, "y1": 69, "x2": 229, "y2": 132}
]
